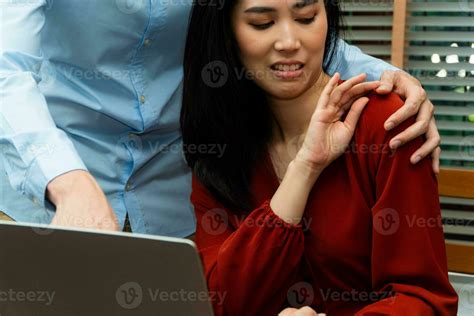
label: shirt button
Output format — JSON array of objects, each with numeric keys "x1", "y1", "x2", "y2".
[
  {"x1": 125, "y1": 183, "x2": 133, "y2": 192},
  {"x1": 144, "y1": 38, "x2": 151, "y2": 47},
  {"x1": 140, "y1": 95, "x2": 146, "y2": 104}
]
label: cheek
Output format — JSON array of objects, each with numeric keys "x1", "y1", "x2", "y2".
[
  {"x1": 235, "y1": 28, "x2": 270, "y2": 67},
  {"x1": 306, "y1": 21, "x2": 328, "y2": 55}
]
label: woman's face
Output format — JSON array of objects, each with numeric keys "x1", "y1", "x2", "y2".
[{"x1": 231, "y1": 0, "x2": 328, "y2": 100}]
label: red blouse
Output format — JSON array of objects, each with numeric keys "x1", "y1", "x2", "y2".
[{"x1": 191, "y1": 92, "x2": 458, "y2": 316}]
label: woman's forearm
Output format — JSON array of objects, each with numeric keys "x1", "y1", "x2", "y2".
[{"x1": 270, "y1": 160, "x2": 322, "y2": 225}]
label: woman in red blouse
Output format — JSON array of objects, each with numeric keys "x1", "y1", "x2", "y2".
[{"x1": 181, "y1": 0, "x2": 458, "y2": 315}]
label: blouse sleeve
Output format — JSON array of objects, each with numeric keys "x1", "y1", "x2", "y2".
[
  {"x1": 191, "y1": 175, "x2": 306, "y2": 316},
  {"x1": 355, "y1": 94, "x2": 458, "y2": 315}
]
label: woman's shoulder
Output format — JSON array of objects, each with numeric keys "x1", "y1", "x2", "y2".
[
  {"x1": 361, "y1": 91, "x2": 404, "y2": 131},
  {"x1": 354, "y1": 91, "x2": 408, "y2": 144}
]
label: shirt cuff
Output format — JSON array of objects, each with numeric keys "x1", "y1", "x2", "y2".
[
  {"x1": 261, "y1": 200, "x2": 303, "y2": 231},
  {"x1": 23, "y1": 145, "x2": 88, "y2": 208}
]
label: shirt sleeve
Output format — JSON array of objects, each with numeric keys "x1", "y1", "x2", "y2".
[
  {"x1": 355, "y1": 93, "x2": 458, "y2": 315},
  {"x1": 0, "y1": 0, "x2": 87, "y2": 208},
  {"x1": 191, "y1": 175, "x2": 305, "y2": 316},
  {"x1": 327, "y1": 39, "x2": 399, "y2": 81}
]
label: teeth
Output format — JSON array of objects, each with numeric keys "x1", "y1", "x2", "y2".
[{"x1": 273, "y1": 64, "x2": 302, "y2": 71}]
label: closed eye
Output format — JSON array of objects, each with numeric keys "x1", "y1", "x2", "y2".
[
  {"x1": 250, "y1": 21, "x2": 274, "y2": 30},
  {"x1": 249, "y1": 14, "x2": 316, "y2": 30},
  {"x1": 297, "y1": 15, "x2": 316, "y2": 24}
]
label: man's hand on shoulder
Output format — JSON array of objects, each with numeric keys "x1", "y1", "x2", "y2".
[{"x1": 375, "y1": 70, "x2": 441, "y2": 174}]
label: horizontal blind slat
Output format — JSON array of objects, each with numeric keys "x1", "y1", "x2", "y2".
[
  {"x1": 441, "y1": 196, "x2": 474, "y2": 206},
  {"x1": 344, "y1": 16, "x2": 393, "y2": 26},
  {"x1": 345, "y1": 30, "x2": 392, "y2": 41},
  {"x1": 408, "y1": 16, "x2": 474, "y2": 27},
  {"x1": 440, "y1": 151, "x2": 474, "y2": 162},
  {"x1": 417, "y1": 76, "x2": 474, "y2": 87},
  {"x1": 408, "y1": 31, "x2": 474, "y2": 42},
  {"x1": 436, "y1": 106, "x2": 474, "y2": 116},
  {"x1": 437, "y1": 120, "x2": 474, "y2": 131},
  {"x1": 406, "y1": 46, "x2": 474, "y2": 57},
  {"x1": 341, "y1": 3, "x2": 393, "y2": 12},
  {"x1": 408, "y1": 2, "x2": 474, "y2": 12},
  {"x1": 427, "y1": 91, "x2": 474, "y2": 102},
  {"x1": 407, "y1": 61, "x2": 474, "y2": 71},
  {"x1": 441, "y1": 136, "x2": 474, "y2": 146},
  {"x1": 356, "y1": 45, "x2": 392, "y2": 55}
]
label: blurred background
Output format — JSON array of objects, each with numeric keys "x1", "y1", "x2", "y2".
[{"x1": 341, "y1": 0, "x2": 473, "y2": 314}]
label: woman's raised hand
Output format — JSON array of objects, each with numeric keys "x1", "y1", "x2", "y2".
[{"x1": 295, "y1": 73, "x2": 380, "y2": 172}]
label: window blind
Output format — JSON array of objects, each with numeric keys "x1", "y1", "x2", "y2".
[
  {"x1": 405, "y1": 0, "x2": 474, "y2": 169},
  {"x1": 341, "y1": 0, "x2": 394, "y2": 61}
]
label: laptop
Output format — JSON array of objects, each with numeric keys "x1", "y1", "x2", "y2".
[{"x1": 0, "y1": 221, "x2": 215, "y2": 316}]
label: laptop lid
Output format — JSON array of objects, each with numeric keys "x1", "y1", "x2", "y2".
[{"x1": 0, "y1": 221, "x2": 215, "y2": 316}]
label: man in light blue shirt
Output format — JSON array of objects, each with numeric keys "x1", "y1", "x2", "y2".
[{"x1": 0, "y1": 0, "x2": 441, "y2": 237}]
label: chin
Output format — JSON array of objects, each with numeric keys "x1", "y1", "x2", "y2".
[{"x1": 267, "y1": 84, "x2": 306, "y2": 100}]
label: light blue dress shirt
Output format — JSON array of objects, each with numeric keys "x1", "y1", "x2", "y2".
[{"x1": 0, "y1": 0, "x2": 397, "y2": 237}]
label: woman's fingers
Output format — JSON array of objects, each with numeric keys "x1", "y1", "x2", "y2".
[
  {"x1": 343, "y1": 97, "x2": 369, "y2": 133},
  {"x1": 278, "y1": 306, "x2": 326, "y2": 316},
  {"x1": 327, "y1": 73, "x2": 367, "y2": 108},
  {"x1": 339, "y1": 81, "x2": 381, "y2": 110},
  {"x1": 318, "y1": 72, "x2": 340, "y2": 110}
]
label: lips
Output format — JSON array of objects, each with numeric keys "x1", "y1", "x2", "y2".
[
  {"x1": 270, "y1": 62, "x2": 305, "y2": 79},
  {"x1": 271, "y1": 64, "x2": 304, "y2": 71}
]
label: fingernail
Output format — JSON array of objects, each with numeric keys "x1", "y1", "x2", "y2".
[
  {"x1": 413, "y1": 155, "x2": 421, "y2": 164},
  {"x1": 385, "y1": 122, "x2": 395, "y2": 130},
  {"x1": 391, "y1": 140, "x2": 401, "y2": 149}
]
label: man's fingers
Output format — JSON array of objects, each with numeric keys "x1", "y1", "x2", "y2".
[
  {"x1": 410, "y1": 136, "x2": 441, "y2": 165},
  {"x1": 384, "y1": 87, "x2": 428, "y2": 130},
  {"x1": 376, "y1": 69, "x2": 396, "y2": 94},
  {"x1": 410, "y1": 119, "x2": 441, "y2": 164},
  {"x1": 431, "y1": 146, "x2": 441, "y2": 174},
  {"x1": 389, "y1": 120, "x2": 428, "y2": 150},
  {"x1": 343, "y1": 97, "x2": 369, "y2": 133}
]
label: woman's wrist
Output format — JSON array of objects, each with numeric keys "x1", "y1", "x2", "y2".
[
  {"x1": 290, "y1": 157, "x2": 324, "y2": 184},
  {"x1": 270, "y1": 160, "x2": 323, "y2": 225}
]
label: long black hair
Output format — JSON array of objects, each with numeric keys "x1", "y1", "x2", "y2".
[{"x1": 181, "y1": 0, "x2": 342, "y2": 212}]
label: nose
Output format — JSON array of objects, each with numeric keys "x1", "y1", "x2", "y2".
[{"x1": 274, "y1": 23, "x2": 301, "y2": 52}]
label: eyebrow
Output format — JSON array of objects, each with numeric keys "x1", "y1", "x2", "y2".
[{"x1": 244, "y1": 0, "x2": 318, "y2": 14}]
